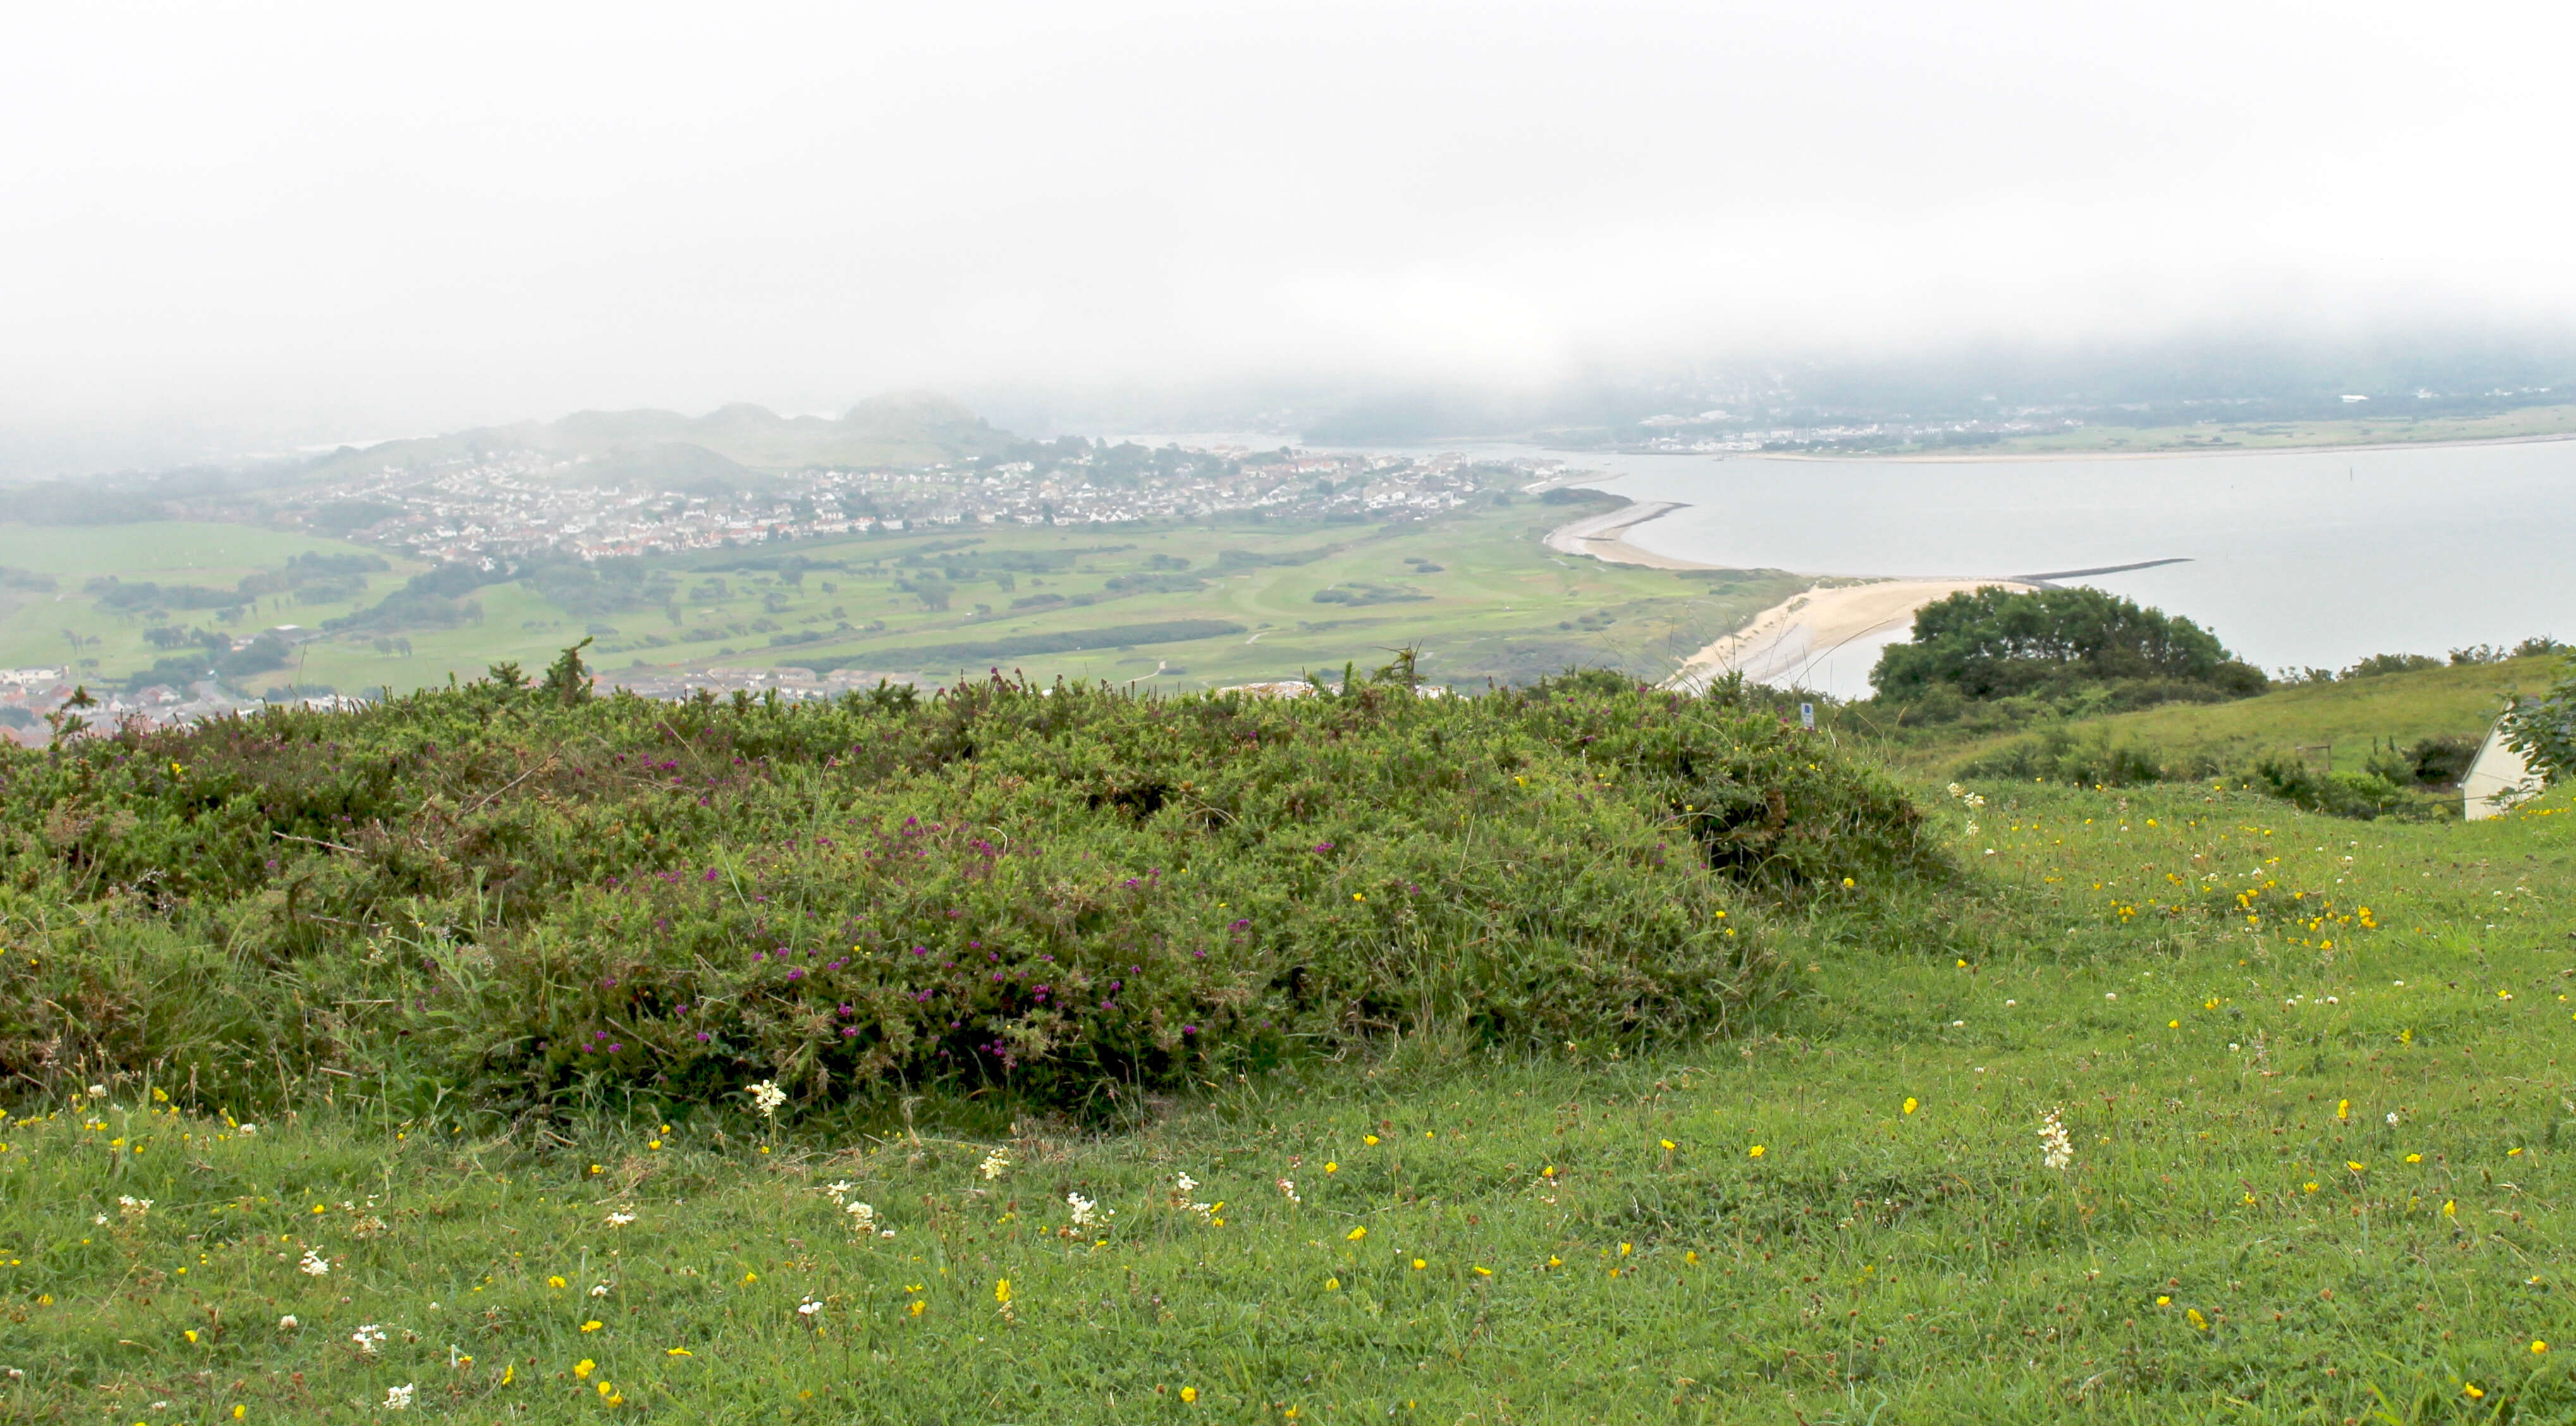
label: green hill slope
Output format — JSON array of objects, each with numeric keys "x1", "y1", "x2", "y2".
[{"x1": 1898, "y1": 654, "x2": 2555, "y2": 781}]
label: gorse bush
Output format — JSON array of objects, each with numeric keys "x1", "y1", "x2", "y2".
[
  {"x1": 0, "y1": 662, "x2": 1938, "y2": 1118},
  {"x1": 1958, "y1": 725, "x2": 2197, "y2": 788}
]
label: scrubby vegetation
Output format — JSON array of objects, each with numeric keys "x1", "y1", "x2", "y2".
[
  {"x1": 1, "y1": 732, "x2": 2569, "y2": 1421},
  {"x1": 0, "y1": 658, "x2": 1932, "y2": 1125},
  {"x1": 1868, "y1": 586, "x2": 2267, "y2": 726}
]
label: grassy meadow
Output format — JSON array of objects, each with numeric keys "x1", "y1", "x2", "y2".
[
  {"x1": 0, "y1": 665, "x2": 2571, "y2": 1423},
  {"x1": 1891, "y1": 655, "x2": 2555, "y2": 784},
  {"x1": 0, "y1": 500, "x2": 1807, "y2": 697}
]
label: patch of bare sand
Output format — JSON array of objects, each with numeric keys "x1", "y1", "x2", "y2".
[{"x1": 1667, "y1": 578, "x2": 2032, "y2": 692}]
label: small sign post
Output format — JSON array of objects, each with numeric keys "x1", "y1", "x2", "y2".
[{"x1": 1800, "y1": 702, "x2": 1815, "y2": 731}]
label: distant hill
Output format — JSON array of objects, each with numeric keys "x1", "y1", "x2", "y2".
[{"x1": 307, "y1": 392, "x2": 1011, "y2": 482}]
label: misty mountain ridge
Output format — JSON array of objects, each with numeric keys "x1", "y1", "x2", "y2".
[{"x1": 309, "y1": 391, "x2": 1009, "y2": 482}]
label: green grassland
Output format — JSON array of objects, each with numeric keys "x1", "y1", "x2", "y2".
[
  {"x1": 0, "y1": 500, "x2": 1809, "y2": 696},
  {"x1": 1887, "y1": 656, "x2": 2555, "y2": 784},
  {"x1": 2, "y1": 771, "x2": 2570, "y2": 1422},
  {"x1": 0, "y1": 525, "x2": 429, "y2": 682}
]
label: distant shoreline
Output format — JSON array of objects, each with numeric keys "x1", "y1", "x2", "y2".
[{"x1": 1591, "y1": 429, "x2": 2576, "y2": 465}]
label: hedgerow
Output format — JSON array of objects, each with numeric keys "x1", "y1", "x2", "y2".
[{"x1": 0, "y1": 661, "x2": 1939, "y2": 1117}]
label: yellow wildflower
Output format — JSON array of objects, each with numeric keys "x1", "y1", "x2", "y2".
[
  {"x1": 1346, "y1": 1227, "x2": 1366, "y2": 1241},
  {"x1": 995, "y1": 1279, "x2": 1012, "y2": 1306},
  {"x1": 575, "y1": 1360, "x2": 595, "y2": 1379},
  {"x1": 1748, "y1": 1145, "x2": 1765, "y2": 1158},
  {"x1": 580, "y1": 1320, "x2": 602, "y2": 1332},
  {"x1": 1901, "y1": 1098, "x2": 1917, "y2": 1116},
  {"x1": 1180, "y1": 1387, "x2": 1198, "y2": 1404}
]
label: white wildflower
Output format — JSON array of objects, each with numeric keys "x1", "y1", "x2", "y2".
[
  {"x1": 2386, "y1": 1112, "x2": 2400, "y2": 1126},
  {"x1": 880, "y1": 1228, "x2": 896, "y2": 1238},
  {"x1": 299, "y1": 1248, "x2": 331, "y2": 1277},
  {"x1": 1173, "y1": 1173, "x2": 1198, "y2": 1195},
  {"x1": 747, "y1": 1080, "x2": 787, "y2": 1119},
  {"x1": 85, "y1": 1084, "x2": 106, "y2": 1098},
  {"x1": 797, "y1": 1296, "x2": 823, "y2": 1319},
  {"x1": 1276, "y1": 1178, "x2": 1301, "y2": 1205},
  {"x1": 1065, "y1": 1191, "x2": 1112, "y2": 1230},
  {"x1": 604, "y1": 1210, "x2": 636, "y2": 1228},
  {"x1": 278, "y1": 1315, "x2": 300, "y2": 1329},
  {"x1": 978, "y1": 1149, "x2": 1010, "y2": 1181},
  {"x1": 91, "y1": 1214, "x2": 107, "y2": 1227},
  {"x1": 2039, "y1": 1109, "x2": 2074, "y2": 1172},
  {"x1": 383, "y1": 1382, "x2": 414, "y2": 1411},
  {"x1": 351, "y1": 1322, "x2": 388, "y2": 1355},
  {"x1": 116, "y1": 1195, "x2": 152, "y2": 1221},
  {"x1": 238, "y1": 1123, "x2": 259, "y2": 1136},
  {"x1": 822, "y1": 1180, "x2": 856, "y2": 1204},
  {"x1": 845, "y1": 1201, "x2": 878, "y2": 1233},
  {"x1": 589, "y1": 1282, "x2": 610, "y2": 1298}
]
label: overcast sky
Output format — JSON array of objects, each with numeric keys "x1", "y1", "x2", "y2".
[{"x1": 5, "y1": 0, "x2": 2572, "y2": 437}]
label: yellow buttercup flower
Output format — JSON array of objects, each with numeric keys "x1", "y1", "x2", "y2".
[
  {"x1": 575, "y1": 1360, "x2": 595, "y2": 1379},
  {"x1": 547, "y1": 1276, "x2": 567, "y2": 1289},
  {"x1": 1346, "y1": 1227, "x2": 1366, "y2": 1241},
  {"x1": 1324, "y1": 1277, "x2": 1339, "y2": 1291},
  {"x1": 1901, "y1": 1098, "x2": 1917, "y2": 1116},
  {"x1": 1363, "y1": 1135, "x2": 1379, "y2": 1146},
  {"x1": 995, "y1": 1279, "x2": 1012, "y2": 1305},
  {"x1": 1411, "y1": 1258, "x2": 1426, "y2": 1271},
  {"x1": 580, "y1": 1320, "x2": 603, "y2": 1332},
  {"x1": 1180, "y1": 1386, "x2": 1198, "y2": 1404},
  {"x1": 1748, "y1": 1145, "x2": 1765, "y2": 1158},
  {"x1": 1660, "y1": 1139, "x2": 1676, "y2": 1150}
]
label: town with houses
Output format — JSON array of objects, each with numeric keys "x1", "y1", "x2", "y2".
[
  {"x1": 4, "y1": 441, "x2": 1574, "y2": 745},
  {"x1": 293, "y1": 443, "x2": 1548, "y2": 568}
]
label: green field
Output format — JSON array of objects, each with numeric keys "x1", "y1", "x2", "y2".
[
  {"x1": 3, "y1": 771, "x2": 2568, "y2": 1421},
  {"x1": 1886, "y1": 655, "x2": 2555, "y2": 783},
  {"x1": 0, "y1": 501, "x2": 1807, "y2": 697},
  {"x1": 0, "y1": 524, "x2": 429, "y2": 682}
]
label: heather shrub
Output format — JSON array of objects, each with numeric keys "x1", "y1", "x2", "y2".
[{"x1": 0, "y1": 664, "x2": 1941, "y2": 1116}]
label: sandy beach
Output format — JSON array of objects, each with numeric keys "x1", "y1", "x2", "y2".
[
  {"x1": 1544, "y1": 499, "x2": 2033, "y2": 692},
  {"x1": 1665, "y1": 578, "x2": 2033, "y2": 693},
  {"x1": 1540, "y1": 501, "x2": 1718, "y2": 570}
]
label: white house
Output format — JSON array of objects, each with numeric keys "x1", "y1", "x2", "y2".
[{"x1": 2462, "y1": 716, "x2": 2537, "y2": 820}]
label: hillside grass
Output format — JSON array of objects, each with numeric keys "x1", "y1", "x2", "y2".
[
  {"x1": 3, "y1": 757, "x2": 2570, "y2": 1422},
  {"x1": 0, "y1": 502, "x2": 1806, "y2": 697},
  {"x1": 1891, "y1": 655, "x2": 2557, "y2": 784}
]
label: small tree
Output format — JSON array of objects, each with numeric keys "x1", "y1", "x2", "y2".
[
  {"x1": 540, "y1": 637, "x2": 596, "y2": 707},
  {"x1": 44, "y1": 685, "x2": 97, "y2": 748},
  {"x1": 2504, "y1": 654, "x2": 2576, "y2": 786}
]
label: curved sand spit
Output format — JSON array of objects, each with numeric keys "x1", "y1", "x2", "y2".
[{"x1": 1541, "y1": 501, "x2": 2032, "y2": 692}]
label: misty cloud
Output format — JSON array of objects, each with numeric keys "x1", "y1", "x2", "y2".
[{"x1": 4, "y1": 0, "x2": 2572, "y2": 441}]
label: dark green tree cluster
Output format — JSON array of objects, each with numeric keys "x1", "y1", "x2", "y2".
[{"x1": 1870, "y1": 586, "x2": 2266, "y2": 710}]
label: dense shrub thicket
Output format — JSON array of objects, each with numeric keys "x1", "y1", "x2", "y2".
[
  {"x1": 0, "y1": 662, "x2": 1938, "y2": 1118},
  {"x1": 1870, "y1": 586, "x2": 2266, "y2": 722}
]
